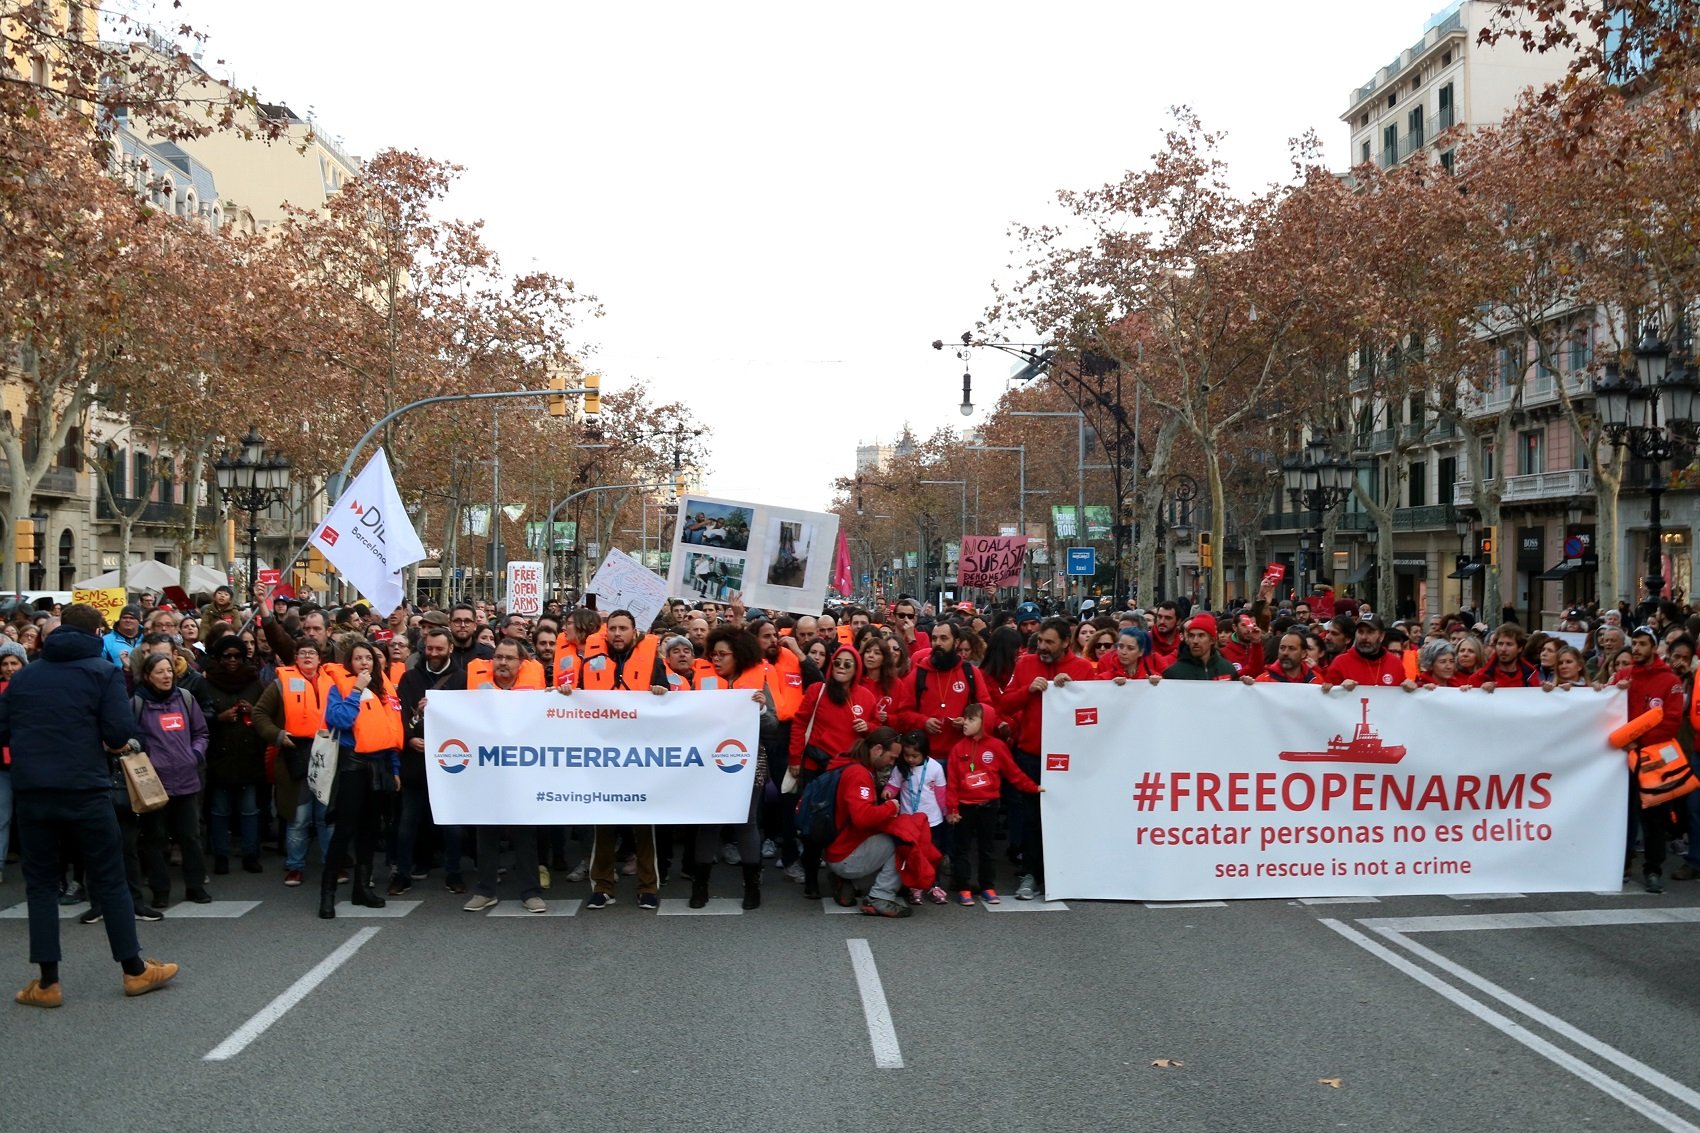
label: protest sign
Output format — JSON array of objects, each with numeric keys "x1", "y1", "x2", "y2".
[
  {"x1": 587, "y1": 547, "x2": 668, "y2": 631},
  {"x1": 72, "y1": 587, "x2": 127, "y2": 622},
  {"x1": 666, "y1": 494, "x2": 840, "y2": 614},
  {"x1": 1040, "y1": 681, "x2": 1625, "y2": 901},
  {"x1": 506, "y1": 560, "x2": 543, "y2": 616},
  {"x1": 257, "y1": 568, "x2": 282, "y2": 588},
  {"x1": 958, "y1": 535, "x2": 1027, "y2": 589},
  {"x1": 424, "y1": 688, "x2": 759, "y2": 824}
]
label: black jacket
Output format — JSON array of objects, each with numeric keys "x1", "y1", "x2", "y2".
[{"x1": 0, "y1": 626, "x2": 136, "y2": 792}]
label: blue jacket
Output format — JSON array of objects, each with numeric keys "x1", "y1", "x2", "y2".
[
  {"x1": 0, "y1": 626, "x2": 137, "y2": 792},
  {"x1": 102, "y1": 628, "x2": 142, "y2": 669}
]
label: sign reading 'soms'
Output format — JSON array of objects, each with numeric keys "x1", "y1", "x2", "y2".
[{"x1": 424, "y1": 689, "x2": 760, "y2": 825}]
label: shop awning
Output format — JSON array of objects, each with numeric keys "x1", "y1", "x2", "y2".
[
  {"x1": 1446, "y1": 562, "x2": 1484, "y2": 580},
  {"x1": 1536, "y1": 560, "x2": 1581, "y2": 581},
  {"x1": 1346, "y1": 558, "x2": 1376, "y2": 584}
]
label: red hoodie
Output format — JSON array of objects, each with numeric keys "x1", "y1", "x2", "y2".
[
  {"x1": 1622, "y1": 658, "x2": 1685, "y2": 745},
  {"x1": 1220, "y1": 636, "x2": 1266, "y2": 679},
  {"x1": 1148, "y1": 627, "x2": 1181, "y2": 666},
  {"x1": 1324, "y1": 648, "x2": 1407, "y2": 687},
  {"x1": 824, "y1": 753, "x2": 901, "y2": 863},
  {"x1": 896, "y1": 653, "x2": 995, "y2": 760},
  {"x1": 858, "y1": 665, "x2": 917, "y2": 732},
  {"x1": 997, "y1": 650, "x2": 1095, "y2": 753},
  {"x1": 791, "y1": 646, "x2": 879, "y2": 771},
  {"x1": 1094, "y1": 651, "x2": 1167, "y2": 681},
  {"x1": 946, "y1": 731, "x2": 1040, "y2": 809}
]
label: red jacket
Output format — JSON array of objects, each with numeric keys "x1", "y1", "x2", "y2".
[
  {"x1": 888, "y1": 812, "x2": 942, "y2": 891},
  {"x1": 1094, "y1": 652, "x2": 1165, "y2": 681},
  {"x1": 1623, "y1": 658, "x2": 1685, "y2": 745},
  {"x1": 1323, "y1": 649, "x2": 1407, "y2": 688},
  {"x1": 997, "y1": 652, "x2": 1096, "y2": 753},
  {"x1": 1220, "y1": 637, "x2": 1265, "y2": 679},
  {"x1": 1469, "y1": 658, "x2": 1542, "y2": 688},
  {"x1": 1148, "y1": 628, "x2": 1182, "y2": 666},
  {"x1": 790, "y1": 646, "x2": 878, "y2": 770},
  {"x1": 898, "y1": 656, "x2": 995, "y2": 759},
  {"x1": 946, "y1": 733, "x2": 1039, "y2": 809},
  {"x1": 858, "y1": 670, "x2": 917, "y2": 732},
  {"x1": 825, "y1": 754, "x2": 901, "y2": 863},
  {"x1": 1257, "y1": 664, "x2": 1318, "y2": 684}
]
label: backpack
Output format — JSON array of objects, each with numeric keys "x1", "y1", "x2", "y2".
[
  {"x1": 915, "y1": 661, "x2": 977, "y2": 707},
  {"x1": 132, "y1": 688, "x2": 194, "y2": 723},
  {"x1": 795, "y1": 765, "x2": 848, "y2": 848}
]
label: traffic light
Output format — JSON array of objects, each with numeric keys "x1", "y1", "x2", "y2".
[
  {"x1": 673, "y1": 471, "x2": 689, "y2": 499},
  {"x1": 1480, "y1": 534, "x2": 1494, "y2": 563},
  {"x1": 546, "y1": 369, "x2": 568, "y2": 417},
  {"x1": 13, "y1": 518, "x2": 33, "y2": 562},
  {"x1": 583, "y1": 372, "x2": 601, "y2": 416},
  {"x1": 1199, "y1": 532, "x2": 1213, "y2": 569}
]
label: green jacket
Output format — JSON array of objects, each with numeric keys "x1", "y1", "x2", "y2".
[{"x1": 1161, "y1": 651, "x2": 1237, "y2": 681}]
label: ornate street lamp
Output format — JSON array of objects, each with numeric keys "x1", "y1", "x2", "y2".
[{"x1": 214, "y1": 426, "x2": 292, "y2": 603}]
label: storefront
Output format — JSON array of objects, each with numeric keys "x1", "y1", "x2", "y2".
[
  {"x1": 1516, "y1": 526, "x2": 1545, "y2": 628},
  {"x1": 1392, "y1": 554, "x2": 1428, "y2": 621}
]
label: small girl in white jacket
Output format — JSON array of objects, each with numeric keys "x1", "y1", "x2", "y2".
[{"x1": 884, "y1": 729, "x2": 950, "y2": 904}]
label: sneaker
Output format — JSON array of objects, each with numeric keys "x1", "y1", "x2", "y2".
[
  {"x1": 761, "y1": 839, "x2": 777, "y2": 860},
  {"x1": 1672, "y1": 864, "x2": 1700, "y2": 881},
  {"x1": 905, "y1": 887, "x2": 924, "y2": 905},
  {"x1": 185, "y1": 888, "x2": 213, "y2": 905},
  {"x1": 539, "y1": 865, "x2": 551, "y2": 890},
  {"x1": 387, "y1": 874, "x2": 411, "y2": 897},
  {"x1": 462, "y1": 894, "x2": 499, "y2": 912},
  {"x1": 619, "y1": 857, "x2": 637, "y2": 876},
  {"x1": 565, "y1": 860, "x2": 589, "y2": 883},
  {"x1": 336, "y1": 870, "x2": 350, "y2": 885},
  {"x1": 982, "y1": 888, "x2": 1001, "y2": 905},
  {"x1": 78, "y1": 907, "x2": 103, "y2": 925},
  {"x1": 122, "y1": 959, "x2": 179, "y2": 997},
  {"x1": 523, "y1": 896, "x2": 547, "y2": 914},
  {"x1": 782, "y1": 862, "x2": 805, "y2": 884},
  {"x1": 958, "y1": 890, "x2": 975, "y2": 906},
  {"x1": 15, "y1": 979, "x2": 62, "y2": 1008},
  {"x1": 831, "y1": 876, "x2": 858, "y2": 908},
  {"x1": 586, "y1": 892, "x2": 613, "y2": 910},
  {"x1": 638, "y1": 892, "x2": 659, "y2": 910},
  {"x1": 720, "y1": 843, "x2": 741, "y2": 866},
  {"x1": 927, "y1": 886, "x2": 948, "y2": 904},
  {"x1": 283, "y1": 870, "x2": 304, "y2": 888},
  {"x1": 134, "y1": 905, "x2": 165, "y2": 922},
  {"x1": 860, "y1": 898, "x2": 913, "y2": 918},
  {"x1": 1014, "y1": 874, "x2": 1037, "y2": 901},
  {"x1": 1645, "y1": 872, "x2": 1666, "y2": 895},
  {"x1": 58, "y1": 883, "x2": 85, "y2": 907},
  {"x1": 410, "y1": 867, "x2": 430, "y2": 880}
]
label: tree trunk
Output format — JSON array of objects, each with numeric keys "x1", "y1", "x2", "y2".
[
  {"x1": 176, "y1": 447, "x2": 210, "y2": 592},
  {"x1": 1594, "y1": 451, "x2": 1622, "y2": 608},
  {"x1": 1203, "y1": 445, "x2": 1226, "y2": 611},
  {"x1": 1134, "y1": 417, "x2": 1179, "y2": 607}
]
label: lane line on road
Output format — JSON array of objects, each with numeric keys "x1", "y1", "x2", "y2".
[
  {"x1": 1377, "y1": 927, "x2": 1700, "y2": 1117},
  {"x1": 203, "y1": 928, "x2": 380, "y2": 1062},
  {"x1": 154, "y1": 901, "x2": 260, "y2": 919},
  {"x1": 1295, "y1": 896, "x2": 1380, "y2": 906},
  {"x1": 333, "y1": 900, "x2": 421, "y2": 918},
  {"x1": 657, "y1": 898, "x2": 743, "y2": 916},
  {"x1": 1321, "y1": 918, "x2": 1700, "y2": 1133},
  {"x1": 984, "y1": 900, "x2": 1069, "y2": 912},
  {"x1": 1360, "y1": 907, "x2": 1700, "y2": 934},
  {"x1": 1445, "y1": 892, "x2": 1526, "y2": 900},
  {"x1": 1143, "y1": 901, "x2": 1227, "y2": 909},
  {"x1": 846, "y1": 938, "x2": 903, "y2": 1070}
]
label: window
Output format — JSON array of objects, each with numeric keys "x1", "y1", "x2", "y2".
[
  {"x1": 1498, "y1": 343, "x2": 1524, "y2": 386},
  {"x1": 1438, "y1": 456, "x2": 1457, "y2": 506},
  {"x1": 1408, "y1": 107, "x2": 1425, "y2": 150},
  {"x1": 1408, "y1": 461, "x2": 1428, "y2": 507},
  {"x1": 1480, "y1": 440, "x2": 1497, "y2": 482},
  {"x1": 1383, "y1": 124, "x2": 1398, "y2": 163},
  {"x1": 159, "y1": 458, "x2": 175, "y2": 505},
  {"x1": 1441, "y1": 50, "x2": 1452, "y2": 67},
  {"x1": 1519, "y1": 430, "x2": 1545, "y2": 476},
  {"x1": 1412, "y1": 72, "x2": 1423, "y2": 91},
  {"x1": 102, "y1": 444, "x2": 124, "y2": 499},
  {"x1": 1387, "y1": 91, "x2": 1398, "y2": 108},
  {"x1": 1569, "y1": 324, "x2": 1594, "y2": 372},
  {"x1": 1361, "y1": 140, "x2": 1371, "y2": 165},
  {"x1": 1440, "y1": 149, "x2": 1456, "y2": 175},
  {"x1": 57, "y1": 426, "x2": 81, "y2": 471},
  {"x1": 1438, "y1": 82, "x2": 1455, "y2": 129},
  {"x1": 133, "y1": 453, "x2": 152, "y2": 501}
]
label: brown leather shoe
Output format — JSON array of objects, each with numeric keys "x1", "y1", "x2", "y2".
[
  {"x1": 15, "y1": 979, "x2": 62, "y2": 1008},
  {"x1": 122, "y1": 959, "x2": 179, "y2": 997}
]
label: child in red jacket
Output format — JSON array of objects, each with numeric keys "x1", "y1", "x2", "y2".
[{"x1": 945, "y1": 703, "x2": 1040, "y2": 905}]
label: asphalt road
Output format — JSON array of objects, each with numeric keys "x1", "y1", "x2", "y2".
[{"x1": 2, "y1": 863, "x2": 1698, "y2": 1132}]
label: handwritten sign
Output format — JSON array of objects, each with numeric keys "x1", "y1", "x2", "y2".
[
  {"x1": 506, "y1": 560, "x2": 544, "y2": 616},
  {"x1": 957, "y1": 535, "x2": 1027, "y2": 589},
  {"x1": 73, "y1": 587, "x2": 127, "y2": 622},
  {"x1": 587, "y1": 548, "x2": 668, "y2": 632}
]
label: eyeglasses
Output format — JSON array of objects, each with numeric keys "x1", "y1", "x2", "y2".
[
  {"x1": 892, "y1": 611, "x2": 915, "y2": 620},
  {"x1": 710, "y1": 649, "x2": 735, "y2": 660},
  {"x1": 832, "y1": 658, "x2": 857, "y2": 668}
]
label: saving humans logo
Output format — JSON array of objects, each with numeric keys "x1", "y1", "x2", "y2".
[
  {"x1": 1277, "y1": 698, "x2": 1406, "y2": 765},
  {"x1": 712, "y1": 738, "x2": 750, "y2": 774},
  {"x1": 436, "y1": 738, "x2": 472, "y2": 773}
]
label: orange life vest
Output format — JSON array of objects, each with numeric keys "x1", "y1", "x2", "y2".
[
  {"x1": 465, "y1": 658, "x2": 546, "y2": 691},
  {"x1": 1629, "y1": 740, "x2": 1698, "y2": 808},
  {"x1": 576, "y1": 634, "x2": 660, "y2": 691},
  {"x1": 332, "y1": 671, "x2": 404, "y2": 753},
  {"x1": 274, "y1": 665, "x2": 332, "y2": 739},
  {"x1": 766, "y1": 647, "x2": 804, "y2": 721},
  {"x1": 554, "y1": 628, "x2": 605, "y2": 689},
  {"x1": 387, "y1": 660, "x2": 407, "y2": 691},
  {"x1": 836, "y1": 625, "x2": 855, "y2": 647}
]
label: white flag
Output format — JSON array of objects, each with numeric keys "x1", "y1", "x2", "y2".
[{"x1": 309, "y1": 448, "x2": 426, "y2": 617}]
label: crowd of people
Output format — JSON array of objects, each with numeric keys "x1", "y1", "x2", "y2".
[{"x1": 1, "y1": 578, "x2": 1690, "y2": 1005}]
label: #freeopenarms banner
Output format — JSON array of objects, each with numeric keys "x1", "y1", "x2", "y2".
[
  {"x1": 424, "y1": 689, "x2": 760, "y2": 825},
  {"x1": 1040, "y1": 681, "x2": 1628, "y2": 901}
]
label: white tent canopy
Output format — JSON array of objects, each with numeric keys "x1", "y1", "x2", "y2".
[{"x1": 73, "y1": 560, "x2": 231, "y2": 595}]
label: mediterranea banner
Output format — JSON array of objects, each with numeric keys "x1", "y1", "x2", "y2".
[
  {"x1": 424, "y1": 689, "x2": 760, "y2": 825},
  {"x1": 957, "y1": 535, "x2": 1027, "y2": 589},
  {"x1": 1040, "y1": 681, "x2": 1627, "y2": 901}
]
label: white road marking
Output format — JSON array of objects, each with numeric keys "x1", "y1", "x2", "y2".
[
  {"x1": 656, "y1": 898, "x2": 742, "y2": 916},
  {"x1": 1445, "y1": 892, "x2": 1526, "y2": 900},
  {"x1": 1360, "y1": 908, "x2": 1700, "y2": 935},
  {"x1": 486, "y1": 900, "x2": 581, "y2": 917},
  {"x1": 1143, "y1": 900, "x2": 1227, "y2": 909},
  {"x1": 0, "y1": 901, "x2": 85, "y2": 920},
  {"x1": 1322, "y1": 918, "x2": 1700, "y2": 1133},
  {"x1": 823, "y1": 903, "x2": 863, "y2": 914},
  {"x1": 152, "y1": 901, "x2": 259, "y2": 919},
  {"x1": 1295, "y1": 896, "x2": 1381, "y2": 906},
  {"x1": 1379, "y1": 927, "x2": 1700, "y2": 1116},
  {"x1": 984, "y1": 900, "x2": 1069, "y2": 912},
  {"x1": 846, "y1": 938, "x2": 903, "y2": 1070},
  {"x1": 331, "y1": 900, "x2": 421, "y2": 918},
  {"x1": 203, "y1": 927, "x2": 380, "y2": 1062}
]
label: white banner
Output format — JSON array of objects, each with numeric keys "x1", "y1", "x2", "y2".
[
  {"x1": 587, "y1": 548, "x2": 668, "y2": 632},
  {"x1": 424, "y1": 689, "x2": 760, "y2": 825},
  {"x1": 308, "y1": 448, "x2": 426, "y2": 618},
  {"x1": 1040, "y1": 682, "x2": 1628, "y2": 901},
  {"x1": 666, "y1": 494, "x2": 840, "y2": 614}
]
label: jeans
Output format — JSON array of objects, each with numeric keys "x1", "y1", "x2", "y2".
[
  {"x1": 474, "y1": 826, "x2": 541, "y2": 899},
  {"x1": 393, "y1": 780, "x2": 463, "y2": 879},
  {"x1": 141, "y1": 792, "x2": 208, "y2": 898},
  {"x1": 1012, "y1": 749, "x2": 1045, "y2": 884},
  {"x1": 828, "y1": 833, "x2": 900, "y2": 903},
  {"x1": 208, "y1": 782, "x2": 259, "y2": 858},
  {"x1": 950, "y1": 802, "x2": 999, "y2": 892},
  {"x1": 286, "y1": 791, "x2": 333, "y2": 872},
  {"x1": 16, "y1": 790, "x2": 139, "y2": 965}
]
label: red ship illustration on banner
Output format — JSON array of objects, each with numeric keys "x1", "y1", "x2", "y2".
[{"x1": 1278, "y1": 698, "x2": 1407, "y2": 764}]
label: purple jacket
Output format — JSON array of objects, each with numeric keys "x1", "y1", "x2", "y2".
[{"x1": 132, "y1": 687, "x2": 210, "y2": 797}]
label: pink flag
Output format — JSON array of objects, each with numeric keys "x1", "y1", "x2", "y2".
[{"x1": 832, "y1": 528, "x2": 853, "y2": 595}]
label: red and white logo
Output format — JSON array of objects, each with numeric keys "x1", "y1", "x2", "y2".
[
  {"x1": 859, "y1": 786, "x2": 871, "y2": 800},
  {"x1": 981, "y1": 751, "x2": 994, "y2": 764},
  {"x1": 1075, "y1": 708, "x2": 1098, "y2": 726},
  {"x1": 851, "y1": 704, "x2": 864, "y2": 716},
  {"x1": 319, "y1": 526, "x2": 339, "y2": 546},
  {"x1": 1046, "y1": 753, "x2": 1071, "y2": 772},
  {"x1": 1381, "y1": 674, "x2": 1395, "y2": 685},
  {"x1": 952, "y1": 680, "x2": 965, "y2": 694},
  {"x1": 161, "y1": 713, "x2": 185, "y2": 733}
]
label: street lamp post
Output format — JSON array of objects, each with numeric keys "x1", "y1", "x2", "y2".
[
  {"x1": 1280, "y1": 435, "x2": 1355, "y2": 599},
  {"x1": 919, "y1": 479, "x2": 967, "y2": 608},
  {"x1": 1454, "y1": 511, "x2": 1474, "y2": 614},
  {"x1": 1594, "y1": 327, "x2": 1699, "y2": 604},
  {"x1": 214, "y1": 426, "x2": 292, "y2": 603}
]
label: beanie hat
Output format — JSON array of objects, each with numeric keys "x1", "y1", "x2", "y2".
[
  {"x1": 1186, "y1": 613, "x2": 1218, "y2": 635},
  {"x1": 0, "y1": 640, "x2": 26, "y2": 667}
]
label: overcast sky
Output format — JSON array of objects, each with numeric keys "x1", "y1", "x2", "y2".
[{"x1": 160, "y1": 0, "x2": 1456, "y2": 512}]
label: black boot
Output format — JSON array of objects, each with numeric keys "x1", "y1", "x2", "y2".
[
  {"x1": 318, "y1": 888, "x2": 336, "y2": 919},
  {"x1": 352, "y1": 868, "x2": 386, "y2": 909},
  {"x1": 742, "y1": 864, "x2": 761, "y2": 910},
  {"x1": 689, "y1": 866, "x2": 711, "y2": 909}
]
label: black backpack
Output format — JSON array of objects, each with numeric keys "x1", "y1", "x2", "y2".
[
  {"x1": 915, "y1": 661, "x2": 978, "y2": 707},
  {"x1": 795, "y1": 765, "x2": 847, "y2": 848}
]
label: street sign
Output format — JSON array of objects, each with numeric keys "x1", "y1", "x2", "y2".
[{"x1": 1066, "y1": 547, "x2": 1096, "y2": 576}]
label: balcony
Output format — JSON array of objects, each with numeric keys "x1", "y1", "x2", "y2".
[
  {"x1": 1262, "y1": 510, "x2": 1374, "y2": 534},
  {"x1": 1453, "y1": 468, "x2": 1594, "y2": 507},
  {"x1": 1459, "y1": 372, "x2": 1590, "y2": 418},
  {"x1": 96, "y1": 495, "x2": 219, "y2": 526},
  {"x1": 1392, "y1": 505, "x2": 1454, "y2": 530}
]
